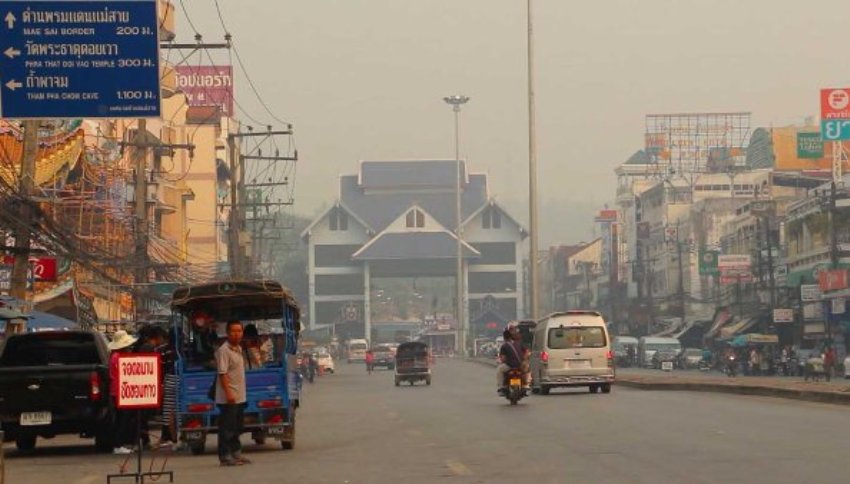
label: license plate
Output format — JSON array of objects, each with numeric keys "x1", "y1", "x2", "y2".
[
  {"x1": 184, "y1": 431, "x2": 203, "y2": 441},
  {"x1": 20, "y1": 411, "x2": 51, "y2": 426},
  {"x1": 662, "y1": 362, "x2": 674, "y2": 371},
  {"x1": 565, "y1": 359, "x2": 591, "y2": 369},
  {"x1": 509, "y1": 378, "x2": 521, "y2": 386},
  {"x1": 267, "y1": 426, "x2": 286, "y2": 435}
]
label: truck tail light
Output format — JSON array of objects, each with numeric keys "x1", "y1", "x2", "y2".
[
  {"x1": 540, "y1": 351, "x2": 549, "y2": 363},
  {"x1": 258, "y1": 399, "x2": 282, "y2": 409},
  {"x1": 90, "y1": 371, "x2": 101, "y2": 401},
  {"x1": 187, "y1": 403, "x2": 214, "y2": 413}
]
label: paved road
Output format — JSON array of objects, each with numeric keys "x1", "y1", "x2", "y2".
[
  {"x1": 4, "y1": 359, "x2": 850, "y2": 483},
  {"x1": 620, "y1": 366, "x2": 850, "y2": 387}
]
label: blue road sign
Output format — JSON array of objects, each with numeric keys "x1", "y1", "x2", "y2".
[
  {"x1": 821, "y1": 119, "x2": 850, "y2": 141},
  {"x1": 0, "y1": 0, "x2": 161, "y2": 119}
]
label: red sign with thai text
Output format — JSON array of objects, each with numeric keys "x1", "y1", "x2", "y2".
[
  {"x1": 1, "y1": 256, "x2": 57, "y2": 281},
  {"x1": 821, "y1": 88, "x2": 850, "y2": 120},
  {"x1": 175, "y1": 65, "x2": 234, "y2": 117},
  {"x1": 818, "y1": 269, "x2": 848, "y2": 292}
]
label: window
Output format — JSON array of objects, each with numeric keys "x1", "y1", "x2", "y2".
[
  {"x1": 406, "y1": 209, "x2": 424, "y2": 228},
  {"x1": 482, "y1": 206, "x2": 502, "y2": 229},
  {"x1": 314, "y1": 245, "x2": 361, "y2": 267},
  {"x1": 329, "y1": 207, "x2": 348, "y2": 231},
  {"x1": 547, "y1": 327, "x2": 607, "y2": 349},
  {"x1": 470, "y1": 242, "x2": 516, "y2": 264}
]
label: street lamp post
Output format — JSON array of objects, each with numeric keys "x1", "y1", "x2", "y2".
[
  {"x1": 443, "y1": 95, "x2": 470, "y2": 356},
  {"x1": 527, "y1": 0, "x2": 540, "y2": 321}
]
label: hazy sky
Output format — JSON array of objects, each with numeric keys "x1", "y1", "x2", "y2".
[{"x1": 181, "y1": 0, "x2": 848, "y2": 246}]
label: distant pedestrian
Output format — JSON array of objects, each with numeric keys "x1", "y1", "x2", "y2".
[
  {"x1": 823, "y1": 345, "x2": 835, "y2": 382},
  {"x1": 215, "y1": 320, "x2": 250, "y2": 466}
]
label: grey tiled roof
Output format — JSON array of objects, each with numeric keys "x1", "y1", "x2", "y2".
[
  {"x1": 341, "y1": 173, "x2": 487, "y2": 231},
  {"x1": 352, "y1": 232, "x2": 481, "y2": 261},
  {"x1": 360, "y1": 160, "x2": 466, "y2": 189}
]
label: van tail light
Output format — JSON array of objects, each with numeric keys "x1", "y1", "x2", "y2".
[
  {"x1": 540, "y1": 351, "x2": 549, "y2": 363},
  {"x1": 258, "y1": 399, "x2": 282, "y2": 409},
  {"x1": 90, "y1": 371, "x2": 101, "y2": 401},
  {"x1": 606, "y1": 350, "x2": 615, "y2": 368},
  {"x1": 188, "y1": 403, "x2": 214, "y2": 413}
]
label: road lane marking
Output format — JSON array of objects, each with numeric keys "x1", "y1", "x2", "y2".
[{"x1": 446, "y1": 460, "x2": 473, "y2": 476}]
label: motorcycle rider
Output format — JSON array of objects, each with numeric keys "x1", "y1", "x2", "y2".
[{"x1": 496, "y1": 324, "x2": 529, "y2": 394}]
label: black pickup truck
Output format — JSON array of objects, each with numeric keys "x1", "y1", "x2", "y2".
[{"x1": 0, "y1": 331, "x2": 112, "y2": 452}]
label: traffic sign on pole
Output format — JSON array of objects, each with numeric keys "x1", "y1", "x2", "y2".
[{"x1": 0, "y1": 0, "x2": 161, "y2": 119}]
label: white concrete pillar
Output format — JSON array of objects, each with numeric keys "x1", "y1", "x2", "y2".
[{"x1": 363, "y1": 262, "x2": 371, "y2": 344}]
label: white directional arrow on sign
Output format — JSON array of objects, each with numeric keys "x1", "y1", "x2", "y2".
[
  {"x1": 4, "y1": 46, "x2": 20, "y2": 59},
  {"x1": 5, "y1": 79, "x2": 22, "y2": 91},
  {"x1": 4, "y1": 12, "x2": 15, "y2": 29}
]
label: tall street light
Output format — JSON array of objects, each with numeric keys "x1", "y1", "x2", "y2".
[
  {"x1": 527, "y1": 0, "x2": 540, "y2": 321},
  {"x1": 443, "y1": 94, "x2": 470, "y2": 355}
]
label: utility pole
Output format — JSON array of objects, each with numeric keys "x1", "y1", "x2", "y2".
[
  {"x1": 675, "y1": 222, "x2": 686, "y2": 320},
  {"x1": 764, "y1": 215, "x2": 776, "y2": 309},
  {"x1": 226, "y1": 128, "x2": 295, "y2": 279},
  {"x1": 9, "y1": 120, "x2": 40, "y2": 303},
  {"x1": 133, "y1": 120, "x2": 150, "y2": 305}
]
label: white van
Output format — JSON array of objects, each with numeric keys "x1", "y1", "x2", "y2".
[
  {"x1": 638, "y1": 337, "x2": 682, "y2": 368},
  {"x1": 530, "y1": 311, "x2": 615, "y2": 395},
  {"x1": 347, "y1": 338, "x2": 368, "y2": 363}
]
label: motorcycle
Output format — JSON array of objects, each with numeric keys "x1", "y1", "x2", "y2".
[
  {"x1": 725, "y1": 355, "x2": 737, "y2": 377},
  {"x1": 501, "y1": 368, "x2": 527, "y2": 405},
  {"x1": 698, "y1": 359, "x2": 712, "y2": 372},
  {"x1": 300, "y1": 361, "x2": 315, "y2": 384}
]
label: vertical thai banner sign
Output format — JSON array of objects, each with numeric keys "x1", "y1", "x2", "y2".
[
  {"x1": 116, "y1": 353, "x2": 162, "y2": 409},
  {"x1": 175, "y1": 65, "x2": 234, "y2": 116},
  {"x1": 797, "y1": 132, "x2": 824, "y2": 159},
  {"x1": 820, "y1": 88, "x2": 850, "y2": 141},
  {"x1": 595, "y1": 210, "x2": 618, "y2": 274},
  {"x1": 698, "y1": 250, "x2": 719, "y2": 275}
]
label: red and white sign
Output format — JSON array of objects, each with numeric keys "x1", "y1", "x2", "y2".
[
  {"x1": 175, "y1": 65, "x2": 234, "y2": 116},
  {"x1": 720, "y1": 273, "x2": 753, "y2": 285},
  {"x1": 116, "y1": 353, "x2": 162, "y2": 409},
  {"x1": 821, "y1": 88, "x2": 850, "y2": 120},
  {"x1": 718, "y1": 254, "x2": 751, "y2": 270},
  {"x1": 1, "y1": 256, "x2": 57, "y2": 281},
  {"x1": 818, "y1": 269, "x2": 848, "y2": 292}
]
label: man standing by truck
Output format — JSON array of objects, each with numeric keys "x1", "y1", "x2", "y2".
[{"x1": 215, "y1": 320, "x2": 250, "y2": 466}]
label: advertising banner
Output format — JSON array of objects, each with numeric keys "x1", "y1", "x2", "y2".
[
  {"x1": 773, "y1": 308, "x2": 794, "y2": 324},
  {"x1": 821, "y1": 88, "x2": 850, "y2": 120},
  {"x1": 797, "y1": 132, "x2": 824, "y2": 159},
  {"x1": 801, "y1": 284, "x2": 823, "y2": 302},
  {"x1": 818, "y1": 269, "x2": 849, "y2": 292},
  {"x1": 175, "y1": 65, "x2": 234, "y2": 116},
  {"x1": 699, "y1": 250, "x2": 719, "y2": 276},
  {"x1": 1, "y1": 256, "x2": 57, "y2": 282},
  {"x1": 116, "y1": 353, "x2": 162, "y2": 409},
  {"x1": 832, "y1": 298, "x2": 846, "y2": 315}
]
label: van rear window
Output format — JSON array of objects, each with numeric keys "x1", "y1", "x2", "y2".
[{"x1": 548, "y1": 327, "x2": 606, "y2": 349}]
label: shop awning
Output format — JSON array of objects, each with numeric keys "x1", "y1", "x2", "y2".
[{"x1": 719, "y1": 317, "x2": 758, "y2": 340}]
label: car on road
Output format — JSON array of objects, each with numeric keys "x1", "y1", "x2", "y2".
[
  {"x1": 678, "y1": 348, "x2": 704, "y2": 369},
  {"x1": 315, "y1": 350, "x2": 335, "y2": 374},
  {"x1": 529, "y1": 310, "x2": 615, "y2": 395},
  {"x1": 371, "y1": 345, "x2": 395, "y2": 370},
  {"x1": 347, "y1": 339, "x2": 368, "y2": 363},
  {"x1": 0, "y1": 330, "x2": 112, "y2": 452}
]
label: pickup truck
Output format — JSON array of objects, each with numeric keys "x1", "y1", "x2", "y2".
[{"x1": 0, "y1": 330, "x2": 112, "y2": 452}]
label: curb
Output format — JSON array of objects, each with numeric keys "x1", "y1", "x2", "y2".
[
  {"x1": 468, "y1": 358, "x2": 850, "y2": 405},
  {"x1": 617, "y1": 378, "x2": 850, "y2": 405}
]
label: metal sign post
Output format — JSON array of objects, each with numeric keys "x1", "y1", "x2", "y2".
[
  {"x1": 0, "y1": 0, "x2": 161, "y2": 119},
  {"x1": 107, "y1": 353, "x2": 172, "y2": 484}
]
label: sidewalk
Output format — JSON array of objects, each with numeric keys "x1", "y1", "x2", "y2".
[{"x1": 469, "y1": 358, "x2": 850, "y2": 405}]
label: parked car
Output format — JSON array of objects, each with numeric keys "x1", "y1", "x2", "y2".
[
  {"x1": 652, "y1": 348, "x2": 680, "y2": 370},
  {"x1": 371, "y1": 345, "x2": 395, "y2": 370},
  {"x1": 678, "y1": 348, "x2": 704, "y2": 369},
  {"x1": 314, "y1": 350, "x2": 335, "y2": 374},
  {"x1": 0, "y1": 331, "x2": 112, "y2": 452}
]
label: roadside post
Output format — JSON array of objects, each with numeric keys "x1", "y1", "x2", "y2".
[
  {"x1": 107, "y1": 353, "x2": 172, "y2": 484},
  {"x1": 1, "y1": 429, "x2": 4, "y2": 484}
]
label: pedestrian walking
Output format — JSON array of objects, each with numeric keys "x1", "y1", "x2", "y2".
[
  {"x1": 108, "y1": 330, "x2": 138, "y2": 455},
  {"x1": 823, "y1": 344, "x2": 835, "y2": 382},
  {"x1": 215, "y1": 320, "x2": 250, "y2": 466}
]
